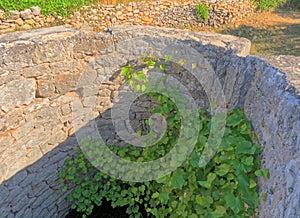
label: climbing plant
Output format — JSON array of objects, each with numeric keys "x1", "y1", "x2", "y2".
[{"x1": 59, "y1": 56, "x2": 268, "y2": 218}]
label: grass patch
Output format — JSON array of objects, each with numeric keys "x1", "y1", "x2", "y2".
[
  {"x1": 0, "y1": 0, "x2": 99, "y2": 17},
  {"x1": 195, "y1": 4, "x2": 209, "y2": 22}
]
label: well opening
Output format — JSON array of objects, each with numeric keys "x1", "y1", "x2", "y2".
[{"x1": 0, "y1": 26, "x2": 299, "y2": 217}]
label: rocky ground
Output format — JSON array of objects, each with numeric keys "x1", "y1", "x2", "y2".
[{"x1": 0, "y1": 0, "x2": 255, "y2": 34}]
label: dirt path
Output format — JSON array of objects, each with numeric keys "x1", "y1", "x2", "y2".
[{"x1": 211, "y1": 9, "x2": 300, "y2": 56}]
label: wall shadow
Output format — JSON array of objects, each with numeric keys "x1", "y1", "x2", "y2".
[{"x1": 220, "y1": 23, "x2": 300, "y2": 56}]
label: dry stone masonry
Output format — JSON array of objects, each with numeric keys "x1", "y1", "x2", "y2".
[
  {"x1": 0, "y1": 25, "x2": 299, "y2": 218},
  {"x1": 0, "y1": 0, "x2": 255, "y2": 34}
]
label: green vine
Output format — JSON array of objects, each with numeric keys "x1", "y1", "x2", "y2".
[{"x1": 59, "y1": 56, "x2": 268, "y2": 218}]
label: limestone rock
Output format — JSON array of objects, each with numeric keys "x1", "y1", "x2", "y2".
[
  {"x1": 0, "y1": 78, "x2": 36, "y2": 112},
  {"x1": 37, "y1": 80, "x2": 55, "y2": 97},
  {"x1": 30, "y1": 6, "x2": 41, "y2": 16},
  {"x1": 20, "y1": 9, "x2": 33, "y2": 20}
]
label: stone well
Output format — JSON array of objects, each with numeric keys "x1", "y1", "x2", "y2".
[{"x1": 0, "y1": 26, "x2": 299, "y2": 218}]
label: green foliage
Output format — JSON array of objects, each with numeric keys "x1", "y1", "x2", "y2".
[
  {"x1": 59, "y1": 56, "x2": 268, "y2": 218},
  {"x1": 0, "y1": 0, "x2": 98, "y2": 17},
  {"x1": 195, "y1": 4, "x2": 209, "y2": 22},
  {"x1": 252, "y1": 0, "x2": 288, "y2": 10}
]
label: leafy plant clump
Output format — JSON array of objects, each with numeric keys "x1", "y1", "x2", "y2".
[
  {"x1": 252, "y1": 0, "x2": 288, "y2": 10},
  {"x1": 59, "y1": 56, "x2": 268, "y2": 218},
  {"x1": 195, "y1": 4, "x2": 209, "y2": 22},
  {"x1": 0, "y1": 0, "x2": 98, "y2": 17}
]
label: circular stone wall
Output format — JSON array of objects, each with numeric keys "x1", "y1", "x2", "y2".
[{"x1": 0, "y1": 26, "x2": 299, "y2": 217}]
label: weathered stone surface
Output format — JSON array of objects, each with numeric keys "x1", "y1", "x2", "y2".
[
  {"x1": 22, "y1": 64, "x2": 51, "y2": 79},
  {"x1": 0, "y1": 78, "x2": 36, "y2": 112},
  {"x1": 30, "y1": 6, "x2": 41, "y2": 16},
  {"x1": 0, "y1": 70, "x2": 21, "y2": 86},
  {"x1": 20, "y1": 9, "x2": 33, "y2": 20},
  {"x1": 54, "y1": 73, "x2": 80, "y2": 94},
  {"x1": 36, "y1": 80, "x2": 55, "y2": 97}
]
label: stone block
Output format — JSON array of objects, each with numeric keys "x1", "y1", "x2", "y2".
[
  {"x1": 48, "y1": 130, "x2": 67, "y2": 145},
  {"x1": 50, "y1": 60, "x2": 81, "y2": 74},
  {"x1": 77, "y1": 85, "x2": 99, "y2": 98},
  {"x1": 31, "y1": 205, "x2": 43, "y2": 218},
  {"x1": 28, "y1": 182, "x2": 48, "y2": 198},
  {"x1": 0, "y1": 134, "x2": 15, "y2": 150},
  {"x1": 2, "y1": 108, "x2": 25, "y2": 132},
  {"x1": 54, "y1": 73, "x2": 80, "y2": 94},
  {"x1": 11, "y1": 121, "x2": 34, "y2": 140},
  {"x1": 3, "y1": 41, "x2": 36, "y2": 71},
  {"x1": 0, "y1": 70, "x2": 21, "y2": 86},
  {"x1": 7, "y1": 185, "x2": 23, "y2": 199},
  {"x1": 0, "y1": 78, "x2": 36, "y2": 112},
  {"x1": 36, "y1": 80, "x2": 55, "y2": 97},
  {"x1": 30, "y1": 6, "x2": 41, "y2": 16},
  {"x1": 0, "y1": 185, "x2": 9, "y2": 201},
  {"x1": 20, "y1": 9, "x2": 33, "y2": 20},
  {"x1": 31, "y1": 188, "x2": 52, "y2": 209},
  {"x1": 6, "y1": 170, "x2": 27, "y2": 189},
  {"x1": 12, "y1": 195, "x2": 29, "y2": 213},
  {"x1": 22, "y1": 64, "x2": 51, "y2": 79},
  {"x1": 15, "y1": 207, "x2": 32, "y2": 218},
  {"x1": 83, "y1": 96, "x2": 97, "y2": 108},
  {"x1": 35, "y1": 40, "x2": 69, "y2": 63}
]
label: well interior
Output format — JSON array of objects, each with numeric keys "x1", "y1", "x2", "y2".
[{"x1": 0, "y1": 26, "x2": 299, "y2": 218}]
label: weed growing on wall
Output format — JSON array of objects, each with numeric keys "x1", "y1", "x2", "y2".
[
  {"x1": 59, "y1": 56, "x2": 268, "y2": 218},
  {"x1": 195, "y1": 4, "x2": 209, "y2": 22}
]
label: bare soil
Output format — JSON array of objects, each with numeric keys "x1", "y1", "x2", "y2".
[{"x1": 211, "y1": 8, "x2": 300, "y2": 56}]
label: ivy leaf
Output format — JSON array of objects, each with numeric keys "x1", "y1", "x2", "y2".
[
  {"x1": 134, "y1": 85, "x2": 140, "y2": 92},
  {"x1": 159, "y1": 193, "x2": 169, "y2": 204},
  {"x1": 225, "y1": 192, "x2": 242, "y2": 214},
  {"x1": 133, "y1": 71, "x2": 145, "y2": 81},
  {"x1": 241, "y1": 188, "x2": 259, "y2": 208},
  {"x1": 235, "y1": 139, "x2": 255, "y2": 154},
  {"x1": 255, "y1": 169, "x2": 269, "y2": 178},
  {"x1": 141, "y1": 84, "x2": 146, "y2": 92},
  {"x1": 198, "y1": 173, "x2": 216, "y2": 189},
  {"x1": 138, "y1": 185, "x2": 145, "y2": 193},
  {"x1": 159, "y1": 64, "x2": 166, "y2": 70},
  {"x1": 150, "y1": 208, "x2": 158, "y2": 216},
  {"x1": 171, "y1": 169, "x2": 185, "y2": 189},
  {"x1": 121, "y1": 66, "x2": 131, "y2": 77},
  {"x1": 226, "y1": 109, "x2": 244, "y2": 127},
  {"x1": 211, "y1": 206, "x2": 227, "y2": 218},
  {"x1": 216, "y1": 163, "x2": 231, "y2": 176},
  {"x1": 237, "y1": 171, "x2": 250, "y2": 189},
  {"x1": 242, "y1": 156, "x2": 254, "y2": 166},
  {"x1": 152, "y1": 192, "x2": 159, "y2": 199},
  {"x1": 249, "y1": 179, "x2": 257, "y2": 188},
  {"x1": 145, "y1": 59, "x2": 155, "y2": 66},
  {"x1": 195, "y1": 195, "x2": 213, "y2": 207}
]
